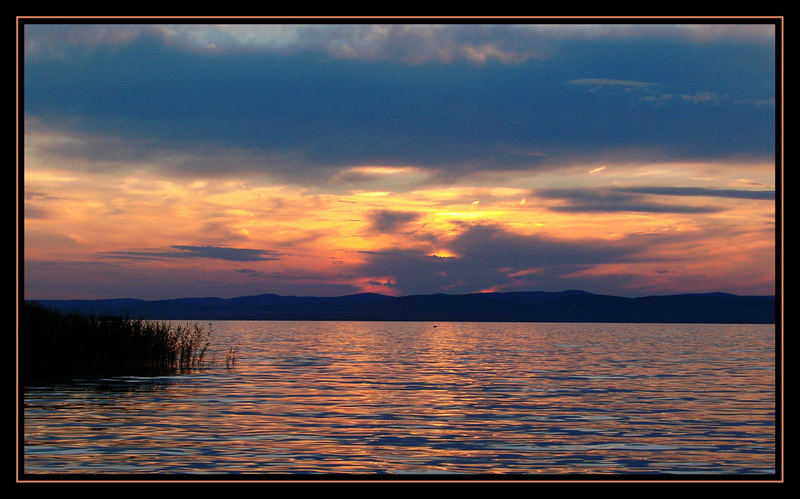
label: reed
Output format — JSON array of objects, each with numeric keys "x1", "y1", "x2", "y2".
[
  {"x1": 224, "y1": 345, "x2": 238, "y2": 369},
  {"x1": 20, "y1": 302, "x2": 221, "y2": 380}
]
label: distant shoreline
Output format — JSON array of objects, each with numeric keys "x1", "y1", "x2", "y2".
[{"x1": 26, "y1": 290, "x2": 776, "y2": 325}]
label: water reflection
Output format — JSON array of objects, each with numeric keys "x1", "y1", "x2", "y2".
[{"x1": 23, "y1": 321, "x2": 775, "y2": 475}]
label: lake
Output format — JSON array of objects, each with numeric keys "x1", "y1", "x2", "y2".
[{"x1": 21, "y1": 321, "x2": 777, "y2": 477}]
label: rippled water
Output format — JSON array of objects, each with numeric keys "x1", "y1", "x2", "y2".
[{"x1": 22, "y1": 321, "x2": 776, "y2": 476}]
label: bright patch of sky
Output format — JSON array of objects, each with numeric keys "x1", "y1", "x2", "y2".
[{"x1": 22, "y1": 20, "x2": 778, "y2": 299}]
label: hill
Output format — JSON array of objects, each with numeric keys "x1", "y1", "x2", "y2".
[{"x1": 27, "y1": 290, "x2": 776, "y2": 324}]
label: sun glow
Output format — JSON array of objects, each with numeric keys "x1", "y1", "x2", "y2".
[
  {"x1": 428, "y1": 249, "x2": 457, "y2": 259},
  {"x1": 24, "y1": 129, "x2": 775, "y2": 298}
]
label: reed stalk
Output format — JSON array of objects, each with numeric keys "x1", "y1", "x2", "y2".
[{"x1": 21, "y1": 302, "x2": 226, "y2": 380}]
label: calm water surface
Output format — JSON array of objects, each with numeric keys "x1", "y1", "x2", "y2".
[{"x1": 23, "y1": 321, "x2": 776, "y2": 475}]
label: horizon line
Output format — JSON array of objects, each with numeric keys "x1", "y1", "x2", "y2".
[{"x1": 24, "y1": 288, "x2": 777, "y2": 303}]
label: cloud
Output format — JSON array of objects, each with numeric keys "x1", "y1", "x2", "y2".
[
  {"x1": 23, "y1": 24, "x2": 776, "y2": 181},
  {"x1": 23, "y1": 24, "x2": 777, "y2": 63},
  {"x1": 100, "y1": 245, "x2": 282, "y2": 262},
  {"x1": 24, "y1": 258, "x2": 360, "y2": 300},
  {"x1": 24, "y1": 187, "x2": 64, "y2": 219},
  {"x1": 24, "y1": 230, "x2": 80, "y2": 249},
  {"x1": 357, "y1": 219, "x2": 776, "y2": 297},
  {"x1": 234, "y1": 268, "x2": 266, "y2": 277},
  {"x1": 567, "y1": 78, "x2": 651, "y2": 87},
  {"x1": 618, "y1": 186, "x2": 775, "y2": 200},
  {"x1": 536, "y1": 188, "x2": 725, "y2": 214},
  {"x1": 21, "y1": 22, "x2": 778, "y2": 301},
  {"x1": 678, "y1": 91, "x2": 725, "y2": 105},
  {"x1": 447, "y1": 224, "x2": 639, "y2": 268},
  {"x1": 517, "y1": 23, "x2": 775, "y2": 43},
  {"x1": 24, "y1": 187, "x2": 62, "y2": 201},
  {"x1": 358, "y1": 249, "x2": 465, "y2": 295},
  {"x1": 24, "y1": 24, "x2": 545, "y2": 65},
  {"x1": 366, "y1": 210, "x2": 423, "y2": 233},
  {"x1": 358, "y1": 223, "x2": 644, "y2": 295}
]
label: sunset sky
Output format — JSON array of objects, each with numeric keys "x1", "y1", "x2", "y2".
[{"x1": 21, "y1": 21, "x2": 779, "y2": 300}]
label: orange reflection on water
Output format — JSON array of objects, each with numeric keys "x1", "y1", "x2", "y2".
[{"x1": 24, "y1": 321, "x2": 775, "y2": 474}]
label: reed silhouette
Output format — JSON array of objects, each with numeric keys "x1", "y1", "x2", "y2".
[{"x1": 21, "y1": 302, "x2": 218, "y2": 381}]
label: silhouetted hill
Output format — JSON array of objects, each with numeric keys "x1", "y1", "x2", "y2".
[{"x1": 27, "y1": 290, "x2": 776, "y2": 324}]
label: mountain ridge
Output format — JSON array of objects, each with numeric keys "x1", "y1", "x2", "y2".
[{"x1": 26, "y1": 290, "x2": 776, "y2": 324}]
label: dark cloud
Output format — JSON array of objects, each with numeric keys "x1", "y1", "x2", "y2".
[
  {"x1": 536, "y1": 188, "x2": 725, "y2": 214},
  {"x1": 24, "y1": 188, "x2": 62, "y2": 201},
  {"x1": 359, "y1": 223, "x2": 645, "y2": 295},
  {"x1": 234, "y1": 268, "x2": 266, "y2": 277},
  {"x1": 358, "y1": 249, "x2": 465, "y2": 295},
  {"x1": 366, "y1": 210, "x2": 422, "y2": 234},
  {"x1": 24, "y1": 188, "x2": 62, "y2": 219},
  {"x1": 101, "y1": 245, "x2": 282, "y2": 262},
  {"x1": 367, "y1": 279, "x2": 395, "y2": 288},
  {"x1": 617, "y1": 186, "x2": 775, "y2": 200},
  {"x1": 23, "y1": 29, "x2": 775, "y2": 181},
  {"x1": 447, "y1": 224, "x2": 640, "y2": 268}
]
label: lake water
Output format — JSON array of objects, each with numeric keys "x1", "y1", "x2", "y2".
[{"x1": 22, "y1": 321, "x2": 777, "y2": 477}]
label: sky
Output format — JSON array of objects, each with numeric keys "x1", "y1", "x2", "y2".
[{"x1": 21, "y1": 21, "x2": 779, "y2": 300}]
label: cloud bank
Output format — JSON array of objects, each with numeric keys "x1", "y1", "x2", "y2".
[
  {"x1": 24, "y1": 23, "x2": 776, "y2": 185},
  {"x1": 22, "y1": 21, "x2": 778, "y2": 299},
  {"x1": 101, "y1": 245, "x2": 282, "y2": 262}
]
